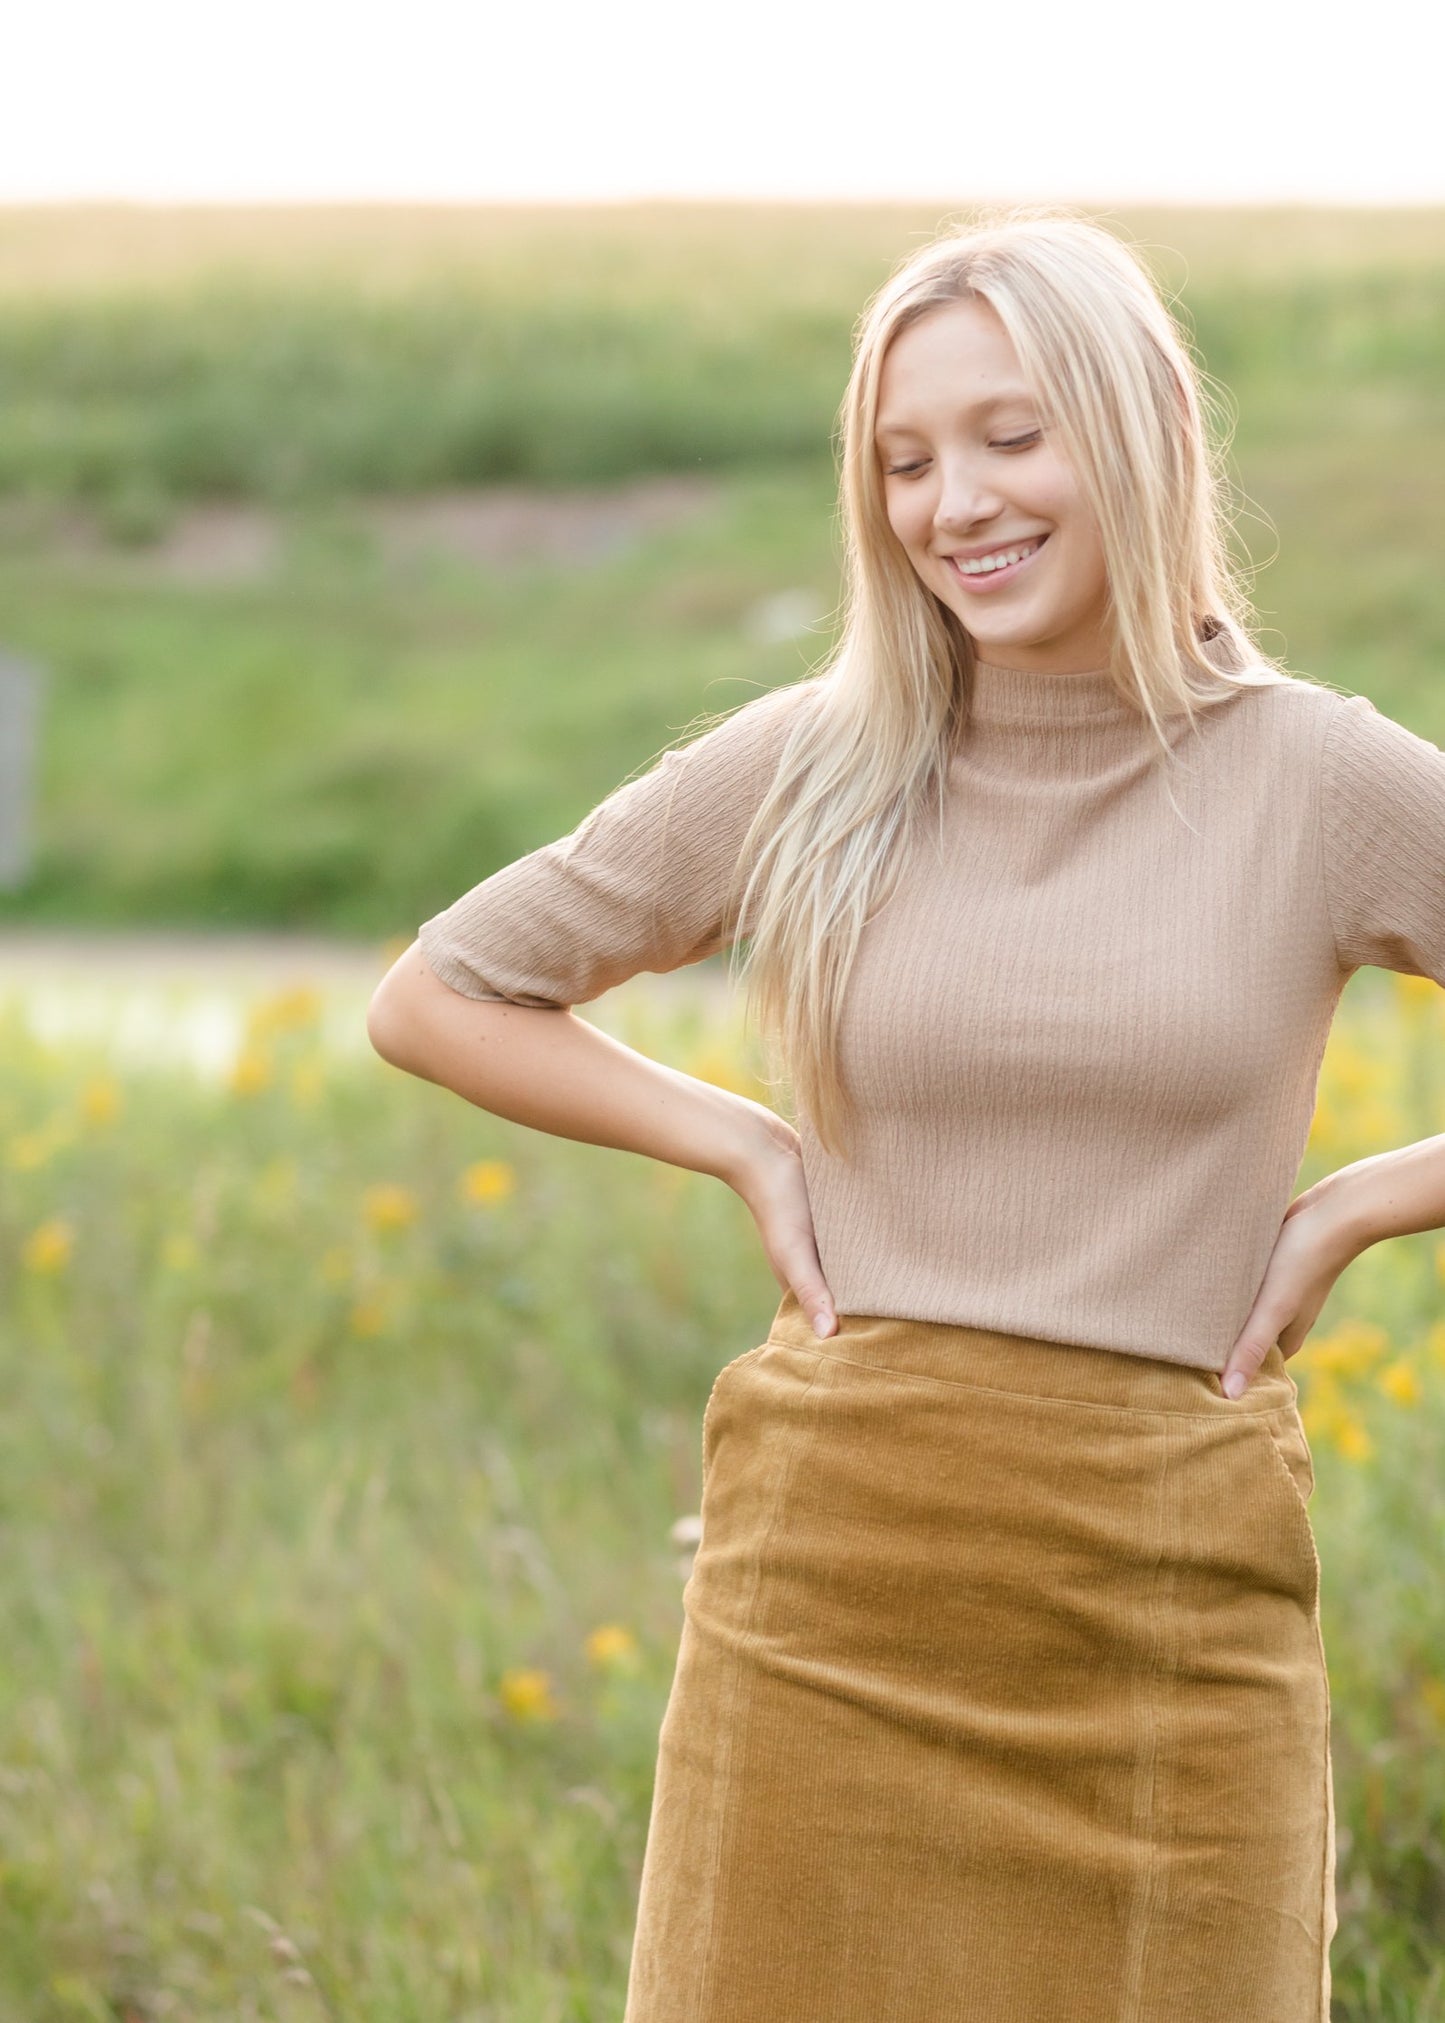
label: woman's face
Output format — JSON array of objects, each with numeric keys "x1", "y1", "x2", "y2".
[{"x1": 875, "y1": 297, "x2": 1112, "y2": 675}]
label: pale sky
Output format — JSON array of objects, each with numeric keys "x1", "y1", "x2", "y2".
[{"x1": 6, "y1": 0, "x2": 1442, "y2": 205}]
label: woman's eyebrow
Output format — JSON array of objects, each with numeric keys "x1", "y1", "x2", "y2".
[{"x1": 874, "y1": 388, "x2": 1037, "y2": 440}]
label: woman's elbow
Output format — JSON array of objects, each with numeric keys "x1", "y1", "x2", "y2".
[{"x1": 366, "y1": 944, "x2": 444, "y2": 1071}]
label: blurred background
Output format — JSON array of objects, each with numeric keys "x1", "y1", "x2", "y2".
[{"x1": 2, "y1": 4, "x2": 1444, "y2": 2017}]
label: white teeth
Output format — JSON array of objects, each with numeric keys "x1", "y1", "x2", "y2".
[{"x1": 954, "y1": 538, "x2": 1042, "y2": 576}]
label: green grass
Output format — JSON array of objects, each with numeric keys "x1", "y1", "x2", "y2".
[
  {"x1": 0, "y1": 466, "x2": 847, "y2": 934},
  {"x1": 2, "y1": 974, "x2": 1445, "y2": 2017},
  {"x1": 3, "y1": 205, "x2": 1445, "y2": 2013},
  {"x1": 0, "y1": 203, "x2": 1441, "y2": 513},
  {"x1": 0, "y1": 202, "x2": 1441, "y2": 932},
  {"x1": 1, "y1": 397, "x2": 1444, "y2": 938}
]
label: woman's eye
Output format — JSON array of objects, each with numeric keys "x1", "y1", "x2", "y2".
[
  {"x1": 886, "y1": 461, "x2": 927, "y2": 477},
  {"x1": 995, "y1": 432, "x2": 1042, "y2": 450}
]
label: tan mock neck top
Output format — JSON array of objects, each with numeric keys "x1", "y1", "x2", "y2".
[{"x1": 418, "y1": 657, "x2": 1445, "y2": 1371}]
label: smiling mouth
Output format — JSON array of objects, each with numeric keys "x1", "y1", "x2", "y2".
[{"x1": 944, "y1": 533, "x2": 1049, "y2": 592}]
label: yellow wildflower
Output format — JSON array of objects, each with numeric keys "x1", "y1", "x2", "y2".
[
  {"x1": 459, "y1": 1160, "x2": 515, "y2": 1206},
  {"x1": 1353, "y1": 1098, "x2": 1403, "y2": 1143},
  {"x1": 363, "y1": 1183, "x2": 418, "y2": 1232},
  {"x1": 1307, "y1": 1319, "x2": 1390, "y2": 1381},
  {"x1": 1306, "y1": 1101, "x2": 1340, "y2": 1152},
  {"x1": 227, "y1": 1046, "x2": 273, "y2": 1097},
  {"x1": 245, "y1": 986, "x2": 324, "y2": 1041},
  {"x1": 498, "y1": 1667, "x2": 559, "y2": 1722},
  {"x1": 1391, "y1": 972, "x2": 1439, "y2": 1015},
  {"x1": 1335, "y1": 1413, "x2": 1375, "y2": 1463},
  {"x1": 1378, "y1": 1357, "x2": 1422, "y2": 1407},
  {"x1": 6, "y1": 1131, "x2": 55, "y2": 1172},
  {"x1": 80, "y1": 1077, "x2": 121, "y2": 1127},
  {"x1": 1319, "y1": 1034, "x2": 1383, "y2": 1101},
  {"x1": 5, "y1": 1118, "x2": 74, "y2": 1171},
  {"x1": 585, "y1": 1624, "x2": 641, "y2": 1674},
  {"x1": 1420, "y1": 1677, "x2": 1445, "y2": 1729},
  {"x1": 1299, "y1": 1371, "x2": 1345, "y2": 1443},
  {"x1": 683, "y1": 1045, "x2": 756, "y2": 1097},
  {"x1": 23, "y1": 1219, "x2": 74, "y2": 1274}
]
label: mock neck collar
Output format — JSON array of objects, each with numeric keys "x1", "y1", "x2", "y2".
[{"x1": 965, "y1": 658, "x2": 1138, "y2": 726}]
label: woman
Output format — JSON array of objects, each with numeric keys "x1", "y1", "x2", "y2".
[{"x1": 367, "y1": 209, "x2": 1445, "y2": 2019}]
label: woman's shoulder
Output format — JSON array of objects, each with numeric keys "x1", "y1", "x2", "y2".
[
  {"x1": 651, "y1": 674, "x2": 830, "y2": 800},
  {"x1": 1184, "y1": 665, "x2": 1355, "y2": 751}
]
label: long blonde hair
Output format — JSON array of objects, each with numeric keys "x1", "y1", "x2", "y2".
[{"x1": 718, "y1": 205, "x2": 1296, "y2": 1158}]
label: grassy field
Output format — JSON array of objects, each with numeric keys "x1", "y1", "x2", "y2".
[
  {"x1": 0, "y1": 202, "x2": 1441, "y2": 933},
  {"x1": 2, "y1": 203, "x2": 1445, "y2": 2016},
  {"x1": 2, "y1": 972, "x2": 1445, "y2": 2018},
  {"x1": 0, "y1": 202, "x2": 1439, "y2": 512}
]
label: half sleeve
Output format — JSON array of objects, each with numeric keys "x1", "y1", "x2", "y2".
[
  {"x1": 416, "y1": 679, "x2": 822, "y2": 1007},
  {"x1": 1320, "y1": 690, "x2": 1445, "y2": 981}
]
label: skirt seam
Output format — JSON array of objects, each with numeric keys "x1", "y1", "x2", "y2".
[
  {"x1": 694, "y1": 1347, "x2": 829, "y2": 2018},
  {"x1": 1118, "y1": 1410, "x2": 1178, "y2": 2020},
  {"x1": 765, "y1": 1336, "x2": 1278, "y2": 1421}
]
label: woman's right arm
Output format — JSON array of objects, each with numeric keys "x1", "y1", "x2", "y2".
[{"x1": 366, "y1": 940, "x2": 839, "y2": 1339}]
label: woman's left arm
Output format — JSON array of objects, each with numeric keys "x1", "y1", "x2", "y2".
[
  {"x1": 1222, "y1": 1137, "x2": 1445, "y2": 1397},
  {"x1": 1223, "y1": 693, "x2": 1445, "y2": 1398}
]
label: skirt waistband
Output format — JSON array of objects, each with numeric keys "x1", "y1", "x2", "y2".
[{"x1": 766, "y1": 1289, "x2": 1299, "y2": 1419}]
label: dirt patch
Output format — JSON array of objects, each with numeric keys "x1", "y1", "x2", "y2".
[
  {"x1": 1, "y1": 476, "x2": 722, "y2": 584},
  {"x1": 363, "y1": 475, "x2": 718, "y2": 570},
  {"x1": 143, "y1": 504, "x2": 283, "y2": 582}
]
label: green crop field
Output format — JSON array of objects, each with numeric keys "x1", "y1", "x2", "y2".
[{"x1": 0, "y1": 201, "x2": 1441, "y2": 936}]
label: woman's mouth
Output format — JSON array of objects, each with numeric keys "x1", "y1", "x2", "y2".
[{"x1": 945, "y1": 533, "x2": 1049, "y2": 594}]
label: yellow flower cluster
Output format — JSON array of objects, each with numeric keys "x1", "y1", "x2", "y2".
[
  {"x1": 224, "y1": 987, "x2": 328, "y2": 1101},
  {"x1": 22, "y1": 1219, "x2": 74, "y2": 1275},
  {"x1": 585, "y1": 1623, "x2": 641, "y2": 1673},
  {"x1": 5, "y1": 1075, "x2": 121, "y2": 1169},
  {"x1": 496, "y1": 1624, "x2": 643, "y2": 1724},
  {"x1": 1307, "y1": 978, "x2": 1445, "y2": 1154},
  {"x1": 1298, "y1": 1317, "x2": 1432, "y2": 1464},
  {"x1": 459, "y1": 1160, "x2": 515, "y2": 1206},
  {"x1": 498, "y1": 1667, "x2": 559, "y2": 1722},
  {"x1": 245, "y1": 986, "x2": 324, "y2": 1040},
  {"x1": 362, "y1": 1183, "x2": 418, "y2": 1233}
]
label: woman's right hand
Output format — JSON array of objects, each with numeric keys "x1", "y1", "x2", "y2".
[{"x1": 725, "y1": 1104, "x2": 838, "y2": 1340}]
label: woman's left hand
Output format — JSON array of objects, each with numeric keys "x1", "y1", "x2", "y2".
[{"x1": 1220, "y1": 1177, "x2": 1369, "y2": 1398}]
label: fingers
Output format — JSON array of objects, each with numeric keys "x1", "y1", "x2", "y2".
[
  {"x1": 786, "y1": 1266, "x2": 836, "y2": 1340},
  {"x1": 744, "y1": 1143, "x2": 837, "y2": 1341},
  {"x1": 802, "y1": 1281, "x2": 837, "y2": 1338},
  {"x1": 1220, "y1": 1337, "x2": 1274, "y2": 1399}
]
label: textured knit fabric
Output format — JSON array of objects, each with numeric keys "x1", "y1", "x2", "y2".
[
  {"x1": 418, "y1": 658, "x2": 1445, "y2": 1370},
  {"x1": 621, "y1": 1289, "x2": 1335, "y2": 2022}
]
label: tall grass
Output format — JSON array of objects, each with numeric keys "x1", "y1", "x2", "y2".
[{"x1": 2, "y1": 972, "x2": 1445, "y2": 2016}]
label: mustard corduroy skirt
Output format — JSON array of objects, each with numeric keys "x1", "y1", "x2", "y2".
[{"x1": 624, "y1": 1289, "x2": 1336, "y2": 2022}]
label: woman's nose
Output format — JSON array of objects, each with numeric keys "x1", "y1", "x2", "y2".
[{"x1": 933, "y1": 460, "x2": 1004, "y2": 534}]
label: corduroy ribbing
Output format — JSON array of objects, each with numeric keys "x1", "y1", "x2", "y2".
[
  {"x1": 621, "y1": 1289, "x2": 1336, "y2": 2020},
  {"x1": 418, "y1": 662, "x2": 1445, "y2": 1370}
]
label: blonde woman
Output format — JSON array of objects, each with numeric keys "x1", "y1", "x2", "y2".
[{"x1": 368, "y1": 209, "x2": 1445, "y2": 2019}]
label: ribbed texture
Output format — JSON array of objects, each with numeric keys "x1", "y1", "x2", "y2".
[
  {"x1": 623, "y1": 1291, "x2": 1335, "y2": 2021},
  {"x1": 418, "y1": 663, "x2": 1445, "y2": 1370}
]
